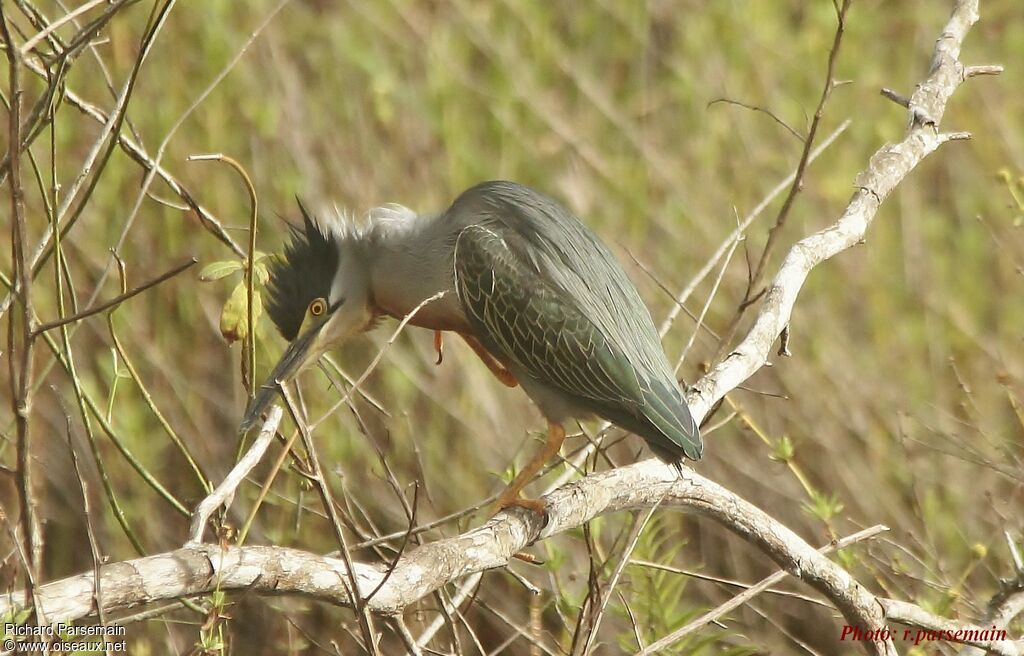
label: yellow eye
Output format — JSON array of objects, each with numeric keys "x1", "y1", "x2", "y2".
[{"x1": 308, "y1": 297, "x2": 327, "y2": 317}]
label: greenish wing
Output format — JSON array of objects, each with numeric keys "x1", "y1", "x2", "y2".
[{"x1": 453, "y1": 224, "x2": 645, "y2": 412}]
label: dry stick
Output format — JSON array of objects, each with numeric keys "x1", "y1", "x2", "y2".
[
  {"x1": 580, "y1": 499, "x2": 664, "y2": 655},
  {"x1": 280, "y1": 387, "x2": 382, "y2": 656},
  {"x1": 57, "y1": 393, "x2": 111, "y2": 647},
  {"x1": 32, "y1": 257, "x2": 197, "y2": 336},
  {"x1": 716, "y1": 0, "x2": 852, "y2": 357},
  {"x1": 1, "y1": 1, "x2": 41, "y2": 599},
  {"x1": 187, "y1": 154, "x2": 259, "y2": 397},
  {"x1": 414, "y1": 573, "x2": 482, "y2": 650},
  {"x1": 0, "y1": 0, "x2": 168, "y2": 320},
  {"x1": 391, "y1": 617, "x2": 424, "y2": 656},
  {"x1": 707, "y1": 97, "x2": 805, "y2": 141},
  {"x1": 477, "y1": 598, "x2": 561, "y2": 656},
  {"x1": 673, "y1": 232, "x2": 740, "y2": 375},
  {"x1": 106, "y1": 280, "x2": 210, "y2": 494},
  {"x1": 17, "y1": 0, "x2": 107, "y2": 55},
  {"x1": 0, "y1": 507, "x2": 45, "y2": 625},
  {"x1": 627, "y1": 559, "x2": 830, "y2": 608},
  {"x1": 1, "y1": 468, "x2": 1021, "y2": 655},
  {"x1": 88, "y1": 0, "x2": 290, "y2": 317},
  {"x1": 636, "y1": 525, "x2": 888, "y2": 655},
  {"x1": 186, "y1": 407, "x2": 283, "y2": 545},
  {"x1": 23, "y1": 58, "x2": 242, "y2": 255},
  {"x1": 235, "y1": 425, "x2": 304, "y2": 545},
  {"x1": 656, "y1": 119, "x2": 851, "y2": 339}
]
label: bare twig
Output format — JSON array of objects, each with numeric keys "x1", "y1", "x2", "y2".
[
  {"x1": 1, "y1": 0, "x2": 42, "y2": 596},
  {"x1": 56, "y1": 391, "x2": 110, "y2": 644},
  {"x1": 716, "y1": 0, "x2": 853, "y2": 356},
  {"x1": 636, "y1": 525, "x2": 888, "y2": 655},
  {"x1": 18, "y1": 0, "x2": 107, "y2": 55},
  {"x1": 881, "y1": 87, "x2": 911, "y2": 108},
  {"x1": 656, "y1": 120, "x2": 851, "y2": 339},
  {"x1": 281, "y1": 386, "x2": 381, "y2": 656},
  {"x1": 188, "y1": 153, "x2": 259, "y2": 395},
  {"x1": 186, "y1": 407, "x2": 283, "y2": 544},
  {"x1": 707, "y1": 97, "x2": 804, "y2": 141},
  {"x1": 31, "y1": 256, "x2": 197, "y2": 336},
  {"x1": 581, "y1": 500, "x2": 664, "y2": 655}
]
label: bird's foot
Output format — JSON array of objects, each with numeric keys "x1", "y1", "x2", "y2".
[
  {"x1": 433, "y1": 330, "x2": 444, "y2": 365},
  {"x1": 492, "y1": 491, "x2": 548, "y2": 518}
]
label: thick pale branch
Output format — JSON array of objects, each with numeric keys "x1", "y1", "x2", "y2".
[
  {"x1": 0, "y1": 3, "x2": 1007, "y2": 656},
  {"x1": 961, "y1": 572, "x2": 1024, "y2": 656},
  {"x1": 880, "y1": 598, "x2": 1022, "y2": 656},
  {"x1": 3, "y1": 464, "x2": 1020, "y2": 655},
  {"x1": 688, "y1": 0, "x2": 986, "y2": 422}
]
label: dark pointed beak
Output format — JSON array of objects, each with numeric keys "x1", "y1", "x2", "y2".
[{"x1": 238, "y1": 316, "x2": 328, "y2": 433}]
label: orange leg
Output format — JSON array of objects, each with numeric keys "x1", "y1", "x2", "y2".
[
  {"x1": 460, "y1": 334, "x2": 518, "y2": 388},
  {"x1": 493, "y1": 423, "x2": 565, "y2": 515},
  {"x1": 433, "y1": 330, "x2": 444, "y2": 365}
]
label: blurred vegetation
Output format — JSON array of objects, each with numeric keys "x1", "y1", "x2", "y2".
[{"x1": 1, "y1": 0, "x2": 1021, "y2": 653}]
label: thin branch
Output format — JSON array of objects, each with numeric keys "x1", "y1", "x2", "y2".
[
  {"x1": 188, "y1": 153, "x2": 259, "y2": 396},
  {"x1": 186, "y1": 407, "x2": 283, "y2": 544},
  {"x1": 1, "y1": 0, "x2": 42, "y2": 598},
  {"x1": 281, "y1": 386, "x2": 381, "y2": 656},
  {"x1": 656, "y1": 120, "x2": 851, "y2": 339},
  {"x1": 17, "y1": 0, "x2": 107, "y2": 55},
  {"x1": 636, "y1": 525, "x2": 888, "y2": 655},
  {"x1": 31, "y1": 256, "x2": 197, "y2": 336},
  {"x1": 716, "y1": 0, "x2": 853, "y2": 356},
  {"x1": 581, "y1": 501, "x2": 663, "y2": 655},
  {"x1": 707, "y1": 97, "x2": 804, "y2": 141}
]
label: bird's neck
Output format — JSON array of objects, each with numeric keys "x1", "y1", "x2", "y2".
[{"x1": 366, "y1": 211, "x2": 469, "y2": 332}]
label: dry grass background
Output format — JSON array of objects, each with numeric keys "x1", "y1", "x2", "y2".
[{"x1": 1, "y1": 0, "x2": 1022, "y2": 653}]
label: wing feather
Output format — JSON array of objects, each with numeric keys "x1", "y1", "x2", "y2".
[
  {"x1": 447, "y1": 181, "x2": 702, "y2": 461},
  {"x1": 454, "y1": 224, "x2": 643, "y2": 412}
]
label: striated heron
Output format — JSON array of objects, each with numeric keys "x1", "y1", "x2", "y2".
[{"x1": 239, "y1": 181, "x2": 701, "y2": 513}]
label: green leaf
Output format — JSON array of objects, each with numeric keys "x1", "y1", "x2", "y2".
[
  {"x1": 199, "y1": 259, "x2": 243, "y2": 282},
  {"x1": 219, "y1": 282, "x2": 263, "y2": 343},
  {"x1": 253, "y1": 261, "x2": 270, "y2": 285},
  {"x1": 770, "y1": 435, "x2": 795, "y2": 462},
  {"x1": 802, "y1": 490, "x2": 844, "y2": 522}
]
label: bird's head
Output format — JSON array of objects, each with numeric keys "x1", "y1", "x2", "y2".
[{"x1": 238, "y1": 202, "x2": 374, "y2": 432}]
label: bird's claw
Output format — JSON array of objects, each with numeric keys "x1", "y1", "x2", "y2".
[
  {"x1": 492, "y1": 492, "x2": 549, "y2": 526},
  {"x1": 433, "y1": 330, "x2": 444, "y2": 365}
]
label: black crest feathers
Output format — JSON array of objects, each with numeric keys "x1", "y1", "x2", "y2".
[{"x1": 266, "y1": 200, "x2": 340, "y2": 341}]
